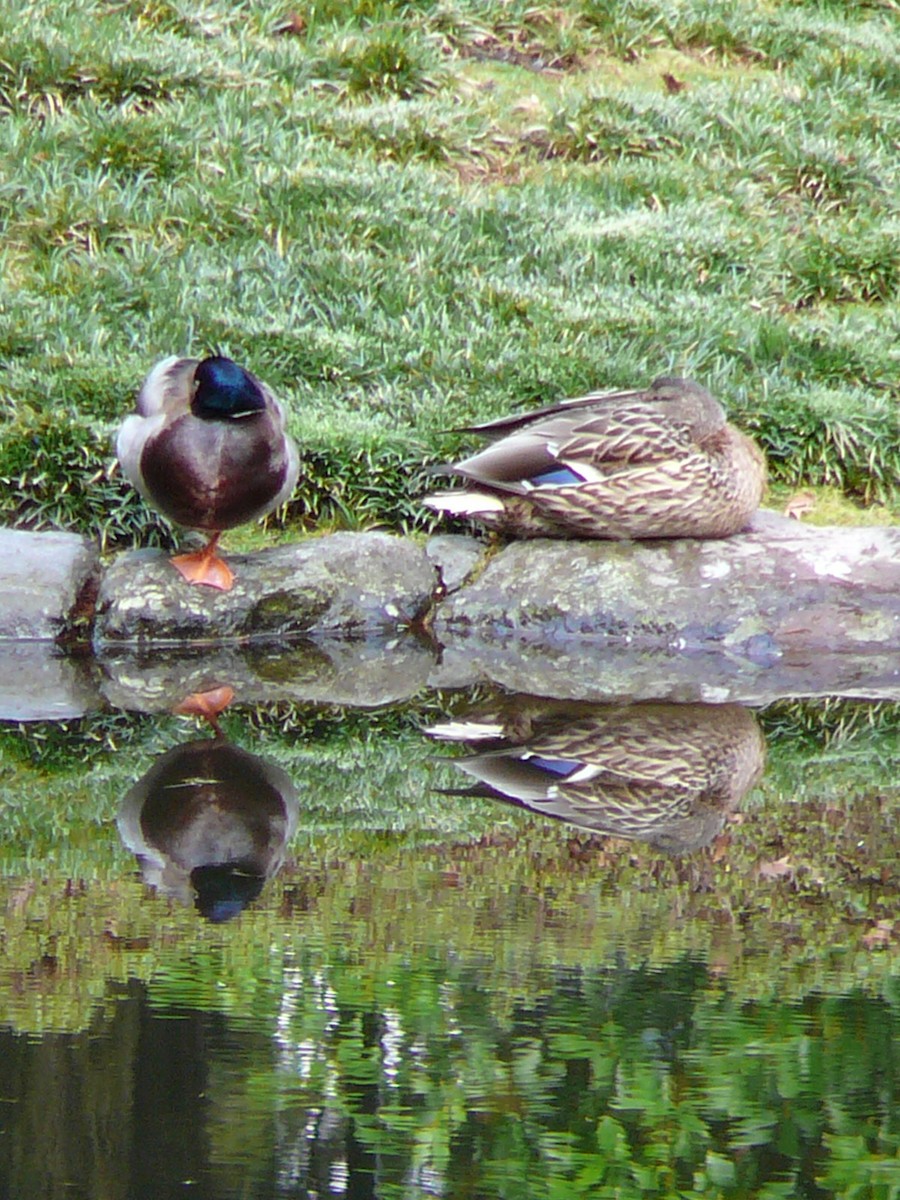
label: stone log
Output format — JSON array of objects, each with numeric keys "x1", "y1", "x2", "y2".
[
  {"x1": 0, "y1": 529, "x2": 99, "y2": 642},
  {"x1": 432, "y1": 513, "x2": 900, "y2": 700},
  {"x1": 94, "y1": 532, "x2": 437, "y2": 646},
  {"x1": 5, "y1": 515, "x2": 900, "y2": 713}
]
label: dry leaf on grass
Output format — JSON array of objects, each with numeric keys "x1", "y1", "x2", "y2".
[
  {"x1": 662, "y1": 73, "x2": 687, "y2": 94},
  {"x1": 758, "y1": 856, "x2": 794, "y2": 880},
  {"x1": 862, "y1": 920, "x2": 894, "y2": 949},
  {"x1": 784, "y1": 490, "x2": 816, "y2": 519}
]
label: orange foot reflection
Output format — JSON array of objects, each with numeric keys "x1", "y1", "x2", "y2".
[{"x1": 173, "y1": 685, "x2": 236, "y2": 735}]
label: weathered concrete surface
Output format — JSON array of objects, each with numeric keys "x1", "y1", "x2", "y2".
[
  {"x1": 425, "y1": 535, "x2": 485, "y2": 594},
  {"x1": 0, "y1": 643, "x2": 101, "y2": 721},
  {"x1": 434, "y1": 513, "x2": 900, "y2": 654},
  {"x1": 98, "y1": 633, "x2": 436, "y2": 713},
  {"x1": 0, "y1": 529, "x2": 99, "y2": 641},
  {"x1": 4, "y1": 514, "x2": 900, "y2": 709},
  {"x1": 95, "y1": 532, "x2": 437, "y2": 646}
]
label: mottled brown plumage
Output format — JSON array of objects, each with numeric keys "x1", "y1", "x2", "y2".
[
  {"x1": 424, "y1": 376, "x2": 766, "y2": 539},
  {"x1": 428, "y1": 699, "x2": 766, "y2": 855}
]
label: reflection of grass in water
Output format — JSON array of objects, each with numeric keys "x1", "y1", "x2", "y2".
[
  {"x1": 760, "y1": 696, "x2": 900, "y2": 747},
  {"x1": 0, "y1": 687, "x2": 477, "y2": 774},
  {"x1": 0, "y1": 694, "x2": 896, "y2": 889},
  {"x1": 0, "y1": 779, "x2": 897, "y2": 1033},
  {"x1": 0, "y1": 711, "x2": 156, "y2": 772},
  {"x1": 2, "y1": 694, "x2": 899, "y2": 823},
  {"x1": 1, "y1": 695, "x2": 897, "y2": 1189},
  {"x1": 758, "y1": 699, "x2": 900, "y2": 820},
  {"x1": 0, "y1": 701, "x2": 492, "y2": 862},
  {"x1": 0, "y1": 691, "x2": 897, "y2": 1140}
]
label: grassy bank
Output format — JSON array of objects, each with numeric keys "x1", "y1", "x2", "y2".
[{"x1": 0, "y1": 0, "x2": 898, "y2": 547}]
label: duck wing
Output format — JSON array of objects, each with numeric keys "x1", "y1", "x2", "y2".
[
  {"x1": 465, "y1": 385, "x2": 646, "y2": 437},
  {"x1": 444, "y1": 752, "x2": 708, "y2": 840},
  {"x1": 452, "y1": 401, "x2": 702, "y2": 492},
  {"x1": 463, "y1": 376, "x2": 720, "y2": 439},
  {"x1": 135, "y1": 356, "x2": 198, "y2": 417}
]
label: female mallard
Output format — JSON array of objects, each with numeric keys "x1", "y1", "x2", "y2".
[
  {"x1": 424, "y1": 376, "x2": 765, "y2": 539},
  {"x1": 117, "y1": 355, "x2": 299, "y2": 590},
  {"x1": 428, "y1": 699, "x2": 766, "y2": 855}
]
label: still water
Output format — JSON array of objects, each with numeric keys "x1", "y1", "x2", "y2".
[{"x1": 0, "y1": 683, "x2": 897, "y2": 1199}]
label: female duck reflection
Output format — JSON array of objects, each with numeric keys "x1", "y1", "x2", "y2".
[
  {"x1": 118, "y1": 690, "x2": 298, "y2": 922},
  {"x1": 428, "y1": 699, "x2": 766, "y2": 855}
]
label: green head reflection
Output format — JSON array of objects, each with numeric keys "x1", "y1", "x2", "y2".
[{"x1": 118, "y1": 733, "x2": 298, "y2": 922}]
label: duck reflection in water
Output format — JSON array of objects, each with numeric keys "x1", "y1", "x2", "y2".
[
  {"x1": 118, "y1": 689, "x2": 298, "y2": 922},
  {"x1": 428, "y1": 699, "x2": 765, "y2": 855}
]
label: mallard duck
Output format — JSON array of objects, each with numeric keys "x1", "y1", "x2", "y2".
[
  {"x1": 428, "y1": 699, "x2": 766, "y2": 855},
  {"x1": 423, "y1": 376, "x2": 765, "y2": 539},
  {"x1": 116, "y1": 355, "x2": 300, "y2": 590}
]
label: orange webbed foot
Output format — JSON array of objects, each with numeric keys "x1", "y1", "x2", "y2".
[{"x1": 170, "y1": 542, "x2": 235, "y2": 591}]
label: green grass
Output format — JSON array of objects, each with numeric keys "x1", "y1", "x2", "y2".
[{"x1": 0, "y1": 0, "x2": 898, "y2": 544}]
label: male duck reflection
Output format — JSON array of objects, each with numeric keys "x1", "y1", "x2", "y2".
[
  {"x1": 117, "y1": 355, "x2": 299, "y2": 590},
  {"x1": 428, "y1": 699, "x2": 766, "y2": 855},
  {"x1": 424, "y1": 376, "x2": 766, "y2": 539},
  {"x1": 118, "y1": 697, "x2": 298, "y2": 922}
]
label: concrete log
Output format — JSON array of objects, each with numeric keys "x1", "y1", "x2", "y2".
[
  {"x1": 4, "y1": 514, "x2": 900, "y2": 714},
  {"x1": 434, "y1": 513, "x2": 900, "y2": 655},
  {"x1": 94, "y1": 532, "x2": 437, "y2": 646},
  {"x1": 0, "y1": 529, "x2": 99, "y2": 642}
]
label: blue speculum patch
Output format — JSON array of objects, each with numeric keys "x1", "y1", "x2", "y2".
[
  {"x1": 525, "y1": 755, "x2": 584, "y2": 777},
  {"x1": 528, "y1": 465, "x2": 584, "y2": 487}
]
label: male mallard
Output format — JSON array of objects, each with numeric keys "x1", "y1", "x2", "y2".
[
  {"x1": 116, "y1": 355, "x2": 299, "y2": 590},
  {"x1": 424, "y1": 376, "x2": 765, "y2": 539},
  {"x1": 117, "y1": 733, "x2": 299, "y2": 922},
  {"x1": 428, "y1": 699, "x2": 766, "y2": 855}
]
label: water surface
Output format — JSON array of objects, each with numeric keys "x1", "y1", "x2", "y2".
[{"x1": 0, "y1": 690, "x2": 897, "y2": 1198}]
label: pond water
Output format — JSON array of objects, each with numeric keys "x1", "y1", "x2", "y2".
[{"x1": 0, "y1": 673, "x2": 897, "y2": 1199}]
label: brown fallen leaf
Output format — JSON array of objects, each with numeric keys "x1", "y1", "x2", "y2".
[
  {"x1": 273, "y1": 12, "x2": 306, "y2": 36},
  {"x1": 662, "y1": 72, "x2": 687, "y2": 94},
  {"x1": 784, "y1": 490, "x2": 816, "y2": 520},
  {"x1": 758, "y1": 855, "x2": 794, "y2": 880},
  {"x1": 709, "y1": 832, "x2": 732, "y2": 862},
  {"x1": 862, "y1": 920, "x2": 894, "y2": 950}
]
